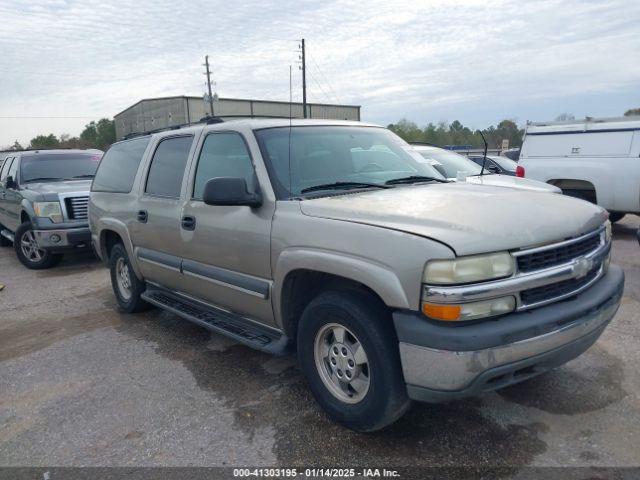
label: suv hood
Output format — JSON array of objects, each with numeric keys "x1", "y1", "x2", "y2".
[
  {"x1": 464, "y1": 174, "x2": 561, "y2": 193},
  {"x1": 300, "y1": 183, "x2": 607, "y2": 255},
  {"x1": 21, "y1": 179, "x2": 92, "y2": 196}
]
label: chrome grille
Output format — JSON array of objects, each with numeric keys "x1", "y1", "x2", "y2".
[
  {"x1": 517, "y1": 233, "x2": 601, "y2": 273},
  {"x1": 520, "y1": 267, "x2": 600, "y2": 305},
  {"x1": 65, "y1": 196, "x2": 89, "y2": 220}
]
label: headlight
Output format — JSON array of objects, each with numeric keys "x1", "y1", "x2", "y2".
[
  {"x1": 33, "y1": 201, "x2": 63, "y2": 223},
  {"x1": 423, "y1": 252, "x2": 515, "y2": 285},
  {"x1": 604, "y1": 220, "x2": 612, "y2": 243},
  {"x1": 422, "y1": 296, "x2": 516, "y2": 322}
]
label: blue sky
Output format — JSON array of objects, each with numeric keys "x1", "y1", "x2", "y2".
[{"x1": 0, "y1": 0, "x2": 639, "y2": 147}]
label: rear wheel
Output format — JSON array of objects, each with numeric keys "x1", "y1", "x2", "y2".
[
  {"x1": 297, "y1": 290, "x2": 411, "y2": 432},
  {"x1": 14, "y1": 222, "x2": 63, "y2": 269},
  {"x1": 109, "y1": 243, "x2": 150, "y2": 313}
]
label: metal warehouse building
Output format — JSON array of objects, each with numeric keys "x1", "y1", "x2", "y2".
[{"x1": 114, "y1": 96, "x2": 361, "y2": 139}]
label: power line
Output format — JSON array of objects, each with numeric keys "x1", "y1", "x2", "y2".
[{"x1": 308, "y1": 51, "x2": 342, "y2": 104}]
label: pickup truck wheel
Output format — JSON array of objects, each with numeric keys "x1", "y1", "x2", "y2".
[
  {"x1": 298, "y1": 290, "x2": 411, "y2": 432},
  {"x1": 608, "y1": 212, "x2": 625, "y2": 223},
  {"x1": 14, "y1": 222, "x2": 63, "y2": 269},
  {"x1": 109, "y1": 243, "x2": 150, "y2": 313}
]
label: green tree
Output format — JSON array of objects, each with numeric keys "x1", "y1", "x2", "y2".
[
  {"x1": 80, "y1": 118, "x2": 115, "y2": 150},
  {"x1": 624, "y1": 108, "x2": 640, "y2": 116},
  {"x1": 387, "y1": 119, "x2": 424, "y2": 143},
  {"x1": 29, "y1": 134, "x2": 60, "y2": 149}
]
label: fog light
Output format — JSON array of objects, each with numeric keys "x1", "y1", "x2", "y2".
[{"x1": 50, "y1": 234, "x2": 61, "y2": 243}]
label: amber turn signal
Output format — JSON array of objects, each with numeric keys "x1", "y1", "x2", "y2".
[{"x1": 422, "y1": 303, "x2": 461, "y2": 321}]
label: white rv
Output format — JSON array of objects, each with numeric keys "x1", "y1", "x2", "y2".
[{"x1": 519, "y1": 116, "x2": 640, "y2": 222}]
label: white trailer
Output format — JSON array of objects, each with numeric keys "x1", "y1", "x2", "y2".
[{"x1": 519, "y1": 116, "x2": 640, "y2": 221}]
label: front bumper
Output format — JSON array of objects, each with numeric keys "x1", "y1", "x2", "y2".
[
  {"x1": 33, "y1": 227, "x2": 91, "y2": 251},
  {"x1": 394, "y1": 264, "x2": 624, "y2": 403}
]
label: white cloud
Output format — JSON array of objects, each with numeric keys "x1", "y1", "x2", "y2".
[{"x1": 0, "y1": 0, "x2": 639, "y2": 146}]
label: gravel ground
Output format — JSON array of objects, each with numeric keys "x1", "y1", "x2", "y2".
[{"x1": 0, "y1": 216, "x2": 639, "y2": 474}]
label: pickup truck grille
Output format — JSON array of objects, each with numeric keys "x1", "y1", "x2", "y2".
[
  {"x1": 520, "y1": 267, "x2": 600, "y2": 305},
  {"x1": 517, "y1": 233, "x2": 601, "y2": 273},
  {"x1": 65, "y1": 196, "x2": 89, "y2": 220}
]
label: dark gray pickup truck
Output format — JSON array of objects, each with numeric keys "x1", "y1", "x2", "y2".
[{"x1": 0, "y1": 149, "x2": 102, "y2": 269}]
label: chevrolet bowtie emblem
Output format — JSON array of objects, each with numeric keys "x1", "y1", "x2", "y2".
[{"x1": 573, "y1": 257, "x2": 593, "y2": 279}]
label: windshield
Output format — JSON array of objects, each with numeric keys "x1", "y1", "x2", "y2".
[
  {"x1": 20, "y1": 153, "x2": 102, "y2": 183},
  {"x1": 416, "y1": 148, "x2": 482, "y2": 178},
  {"x1": 254, "y1": 126, "x2": 446, "y2": 198},
  {"x1": 490, "y1": 155, "x2": 518, "y2": 171}
]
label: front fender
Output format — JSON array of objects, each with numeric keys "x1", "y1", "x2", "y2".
[{"x1": 272, "y1": 247, "x2": 411, "y2": 330}]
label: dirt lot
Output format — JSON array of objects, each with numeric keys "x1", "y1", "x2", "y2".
[{"x1": 1, "y1": 217, "x2": 639, "y2": 473}]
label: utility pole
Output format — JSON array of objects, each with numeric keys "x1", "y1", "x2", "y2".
[
  {"x1": 204, "y1": 55, "x2": 214, "y2": 116},
  {"x1": 301, "y1": 39, "x2": 307, "y2": 118}
]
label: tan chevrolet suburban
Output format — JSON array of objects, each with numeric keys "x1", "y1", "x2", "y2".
[{"x1": 89, "y1": 119, "x2": 624, "y2": 431}]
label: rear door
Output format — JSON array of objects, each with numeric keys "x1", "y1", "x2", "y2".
[
  {"x1": 179, "y1": 130, "x2": 276, "y2": 325},
  {"x1": 129, "y1": 134, "x2": 197, "y2": 291}
]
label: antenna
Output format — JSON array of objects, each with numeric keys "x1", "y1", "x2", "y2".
[
  {"x1": 288, "y1": 65, "x2": 293, "y2": 197},
  {"x1": 298, "y1": 39, "x2": 307, "y2": 118},
  {"x1": 478, "y1": 130, "x2": 488, "y2": 176}
]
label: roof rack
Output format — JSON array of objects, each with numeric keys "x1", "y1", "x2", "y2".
[{"x1": 122, "y1": 114, "x2": 300, "y2": 140}]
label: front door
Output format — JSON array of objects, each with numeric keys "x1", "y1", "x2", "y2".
[
  {"x1": 0, "y1": 157, "x2": 13, "y2": 227},
  {"x1": 180, "y1": 130, "x2": 275, "y2": 326},
  {"x1": 129, "y1": 134, "x2": 196, "y2": 292},
  {"x1": 2, "y1": 157, "x2": 20, "y2": 231}
]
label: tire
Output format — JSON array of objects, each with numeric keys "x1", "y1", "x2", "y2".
[
  {"x1": 109, "y1": 243, "x2": 151, "y2": 313},
  {"x1": 608, "y1": 212, "x2": 625, "y2": 223},
  {"x1": 14, "y1": 222, "x2": 63, "y2": 269},
  {"x1": 297, "y1": 290, "x2": 411, "y2": 432}
]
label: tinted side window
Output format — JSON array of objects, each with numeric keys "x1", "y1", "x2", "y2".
[
  {"x1": 7, "y1": 157, "x2": 18, "y2": 180},
  {"x1": 92, "y1": 137, "x2": 150, "y2": 193},
  {"x1": 145, "y1": 136, "x2": 193, "y2": 197},
  {"x1": 193, "y1": 132, "x2": 255, "y2": 200}
]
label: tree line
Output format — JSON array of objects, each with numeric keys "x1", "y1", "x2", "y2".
[
  {"x1": 387, "y1": 118, "x2": 523, "y2": 149},
  {"x1": 3, "y1": 118, "x2": 116, "y2": 152}
]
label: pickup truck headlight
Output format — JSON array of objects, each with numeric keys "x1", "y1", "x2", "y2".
[
  {"x1": 33, "y1": 201, "x2": 63, "y2": 223},
  {"x1": 423, "y1": 252, "x2": 515, "y2": 285},
  {"x1": 604, "y1": 220, "x2": 612, "y2": 243}
]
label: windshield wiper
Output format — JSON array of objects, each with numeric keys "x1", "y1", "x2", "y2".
[
  {"x1": 300, "y1": 182, "x2": 390, "y2": 194},
  {"x1": 70, "y1": 174, "x2": 95, "y2": 179},
  {"x1": 22, "y1": 177, "x2": 64, "y2": 183},
  {"x1": 385, "y1": 175, "x2": 450, "y2": 185}
]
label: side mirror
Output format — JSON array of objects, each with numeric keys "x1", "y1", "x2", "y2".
[
  {"x1": 203, "y1": 177, "x2": 262, "y2": 208},
  {"x1": 487, "y1": 165, "x2": 499, "y2": 173},
  {"x1": 5, "y1": 175, "x2": 15, "y2": 189}
]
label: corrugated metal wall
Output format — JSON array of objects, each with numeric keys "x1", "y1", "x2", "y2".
[{"x1": 115, "y1": 96, "x2": 360, "y2": 139}]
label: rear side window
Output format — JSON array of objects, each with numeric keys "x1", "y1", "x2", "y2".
[
  {"x1": 92, "y1": 137, "x2": 150, "y2": 193},
  {"x1": 193, "y1": 132, "x2": 255, "y2": 200},
  {"x1": 0, "y1": 157, "x2": 14, "y2": 180},
  {"x1": 145, "y1": 136, "x2": 193, "y2": 198}
]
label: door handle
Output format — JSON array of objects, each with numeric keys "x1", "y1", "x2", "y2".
[
  {"x1": 181, "y1": 215, "x2": 196, "y2": 231},
  {"x1": 137, "y1": 210, "x2": 148, "y2": 223}
]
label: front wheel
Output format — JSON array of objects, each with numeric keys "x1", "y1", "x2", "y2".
[
  {"x1": 608, "y1": 212, "x2": 625, "y2": 223},
  {"x1": 14, "y1": 222, "x2": 63, "y2": 269},
  {"x1": 298, "y1": 290, "x2": 411, "y2": 432}
]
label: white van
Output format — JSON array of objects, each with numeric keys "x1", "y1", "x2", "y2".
[{"x1": 519, "y1": 116, "x2": 640, "y2": 222}]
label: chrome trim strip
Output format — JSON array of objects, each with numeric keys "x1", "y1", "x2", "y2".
[
  {"x1": 183, "y1": 269, "x2": 268, "y2": 299},
  {"x1": 400, "y1": 292, "x2": 620, "y2": 391},
  {"x1": 424, "y1": 240, "x2": 611, "y2": 310},
  {"x1": 138, "y1": 257, "x2": 181, "y2": 272},
  {"x1": 512, "y1": 225, "x2": 605, "y2": 257}
]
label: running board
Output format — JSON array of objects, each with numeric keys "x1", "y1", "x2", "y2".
[
  {"x1": 141, "y1": 288, "x2": 290, "y2": 355},
  {"x1": 0, "y1": 229, "x2": 14, "y2": 242}
]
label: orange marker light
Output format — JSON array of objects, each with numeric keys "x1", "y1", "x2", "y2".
[{"x1": 422, "y1": 303, "x2": 462, "y2": 321}]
